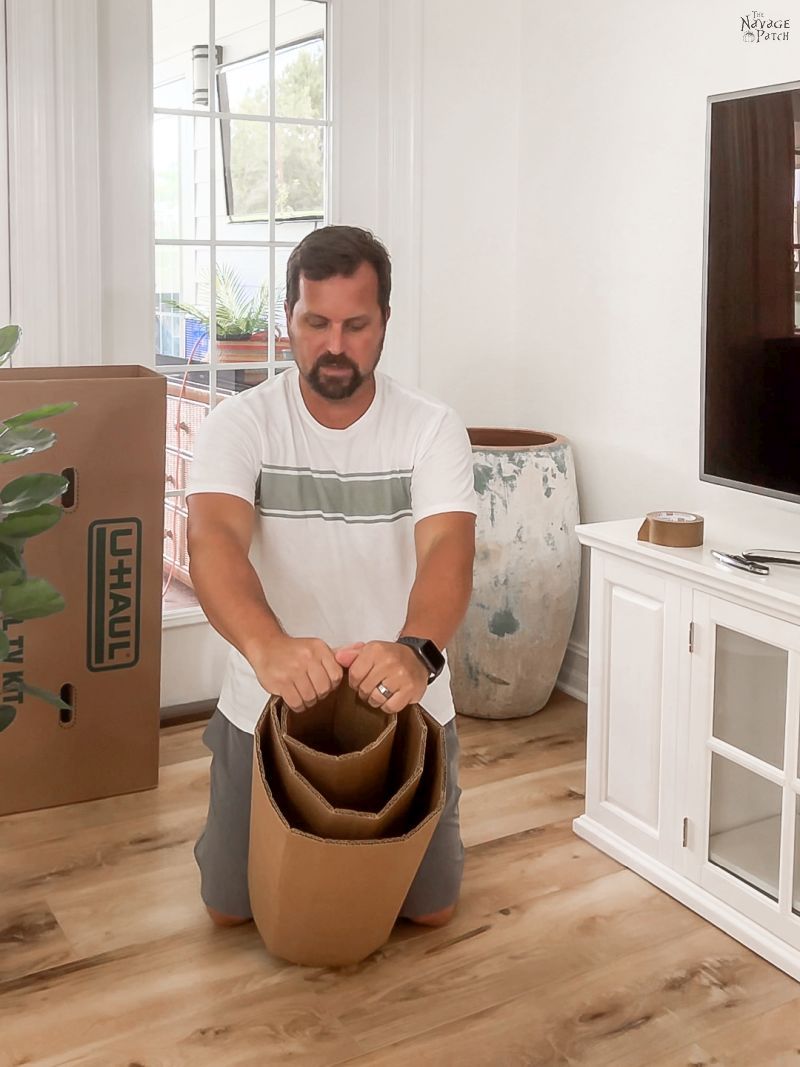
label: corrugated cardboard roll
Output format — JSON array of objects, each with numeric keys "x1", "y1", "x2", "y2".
[{"x1": 637, "y1": 511, "x2": 704, "y2": 547}]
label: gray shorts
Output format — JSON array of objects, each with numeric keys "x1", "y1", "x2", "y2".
[{"x1": 194, "y1": 707, "x2": 465, "y2": 921}]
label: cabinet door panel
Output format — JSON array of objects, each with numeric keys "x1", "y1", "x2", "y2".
[
  {"x1": 585, "y1": 554, "x2": 682, "y2": 860},
  {"x1": 606, "y1": 584, "x2": 664, "y2": 825},
  {"x1": 688, "y1": 593, "x2": 800, "y2": 946}
]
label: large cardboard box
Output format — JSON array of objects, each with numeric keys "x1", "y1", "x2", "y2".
[
  {"x1": 0, "y1": 366, "x2": 166, "y2": 815},
  {"x1": 249, "y1": 693, "x2": 446, "y2": 967}
]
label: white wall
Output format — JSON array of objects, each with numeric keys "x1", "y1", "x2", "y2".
[
  {"x1": 408, "y1": 0, "x2": 800, "y2": 670},
  {"x1": 418, "y1": 0, "x2": 522, "y2": 424},
  {"x1": 515, "y1": 0, "x2": 800, "y2": 649}
]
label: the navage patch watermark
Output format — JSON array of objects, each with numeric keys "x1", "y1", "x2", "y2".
[
  {"x1": 742, "y1": 10, "x2": 790, "y2": 41},
  {"x1": 87, "y1": 518, "x2": 142, "y2": 671}
]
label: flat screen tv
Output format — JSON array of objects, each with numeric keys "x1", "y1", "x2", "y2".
[{"x1": 701, "y1": 81, "x2": 800, "y2": 505}]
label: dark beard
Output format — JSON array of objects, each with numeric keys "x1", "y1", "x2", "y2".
[{"x1": 306, "y1": 353, "x2": 366, "y2": 400}]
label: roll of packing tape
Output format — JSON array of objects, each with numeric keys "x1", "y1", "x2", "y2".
[{"x1": 637, "y1": 511, "x2": 704, "y2": 548}]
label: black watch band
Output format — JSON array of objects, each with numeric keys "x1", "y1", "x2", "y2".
[{"x1": 397, "y1": 636, "x2": 445, "y2": 684}]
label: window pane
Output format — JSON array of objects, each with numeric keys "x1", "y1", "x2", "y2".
[
  {"x1": 709, "y1": 754, "x2": 782, "y2": 901},
  {"x1": 218, "y1": 53, "x2": 269, "y2": 118},
  {"x1": 712, "y1": 626, "x2": 788, "y2": 769},
  {"x1": 156, "y1": 246, "x2": 212, "y2": 366},
  {"x1": 276, "y1": 123, "x2": 324, "y2": 220},
  {"x1": 215, "y1": 0, "x2": 270, "y2": 114},
  {"x1": 214, "y1": 247, "x2": 270, "y2": 358},
  {"x1": 218, "y1": 117, "x2": 270, "y2": 223},
  {"x1": 217, "y1": 366, "x2": 271, "y2": 394},
  {"x1": 164, "y1": 495, "x2": 199, "y2": 613},
  {"x1": 275, "y1": 35, "x2": 325, "y2": 120},
  {"x1": 274, "y1": 244, "x2": 294, "y2": 362},
  {"x1": 792, "y1": 796, "x2": 800, "y2": 915},
  {"x1": 154, "y1": 115, "x2": 212, "y2": 240},
  {"x1": 163, "y1": 369, "x2": 211, "y2": 617},
  {"x1": 153, "y1": 1, "x2": 210, "y2": 112}
]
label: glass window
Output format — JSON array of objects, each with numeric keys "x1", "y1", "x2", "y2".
[{"x1": 153, "y1": 1, "x2": 330, "y2": 616}]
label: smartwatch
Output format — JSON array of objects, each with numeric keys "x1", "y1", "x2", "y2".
[{"x1": 397, "y1": 636, "x2": 445, "y2": 684}]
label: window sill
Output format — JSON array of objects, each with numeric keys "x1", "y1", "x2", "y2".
[{"x1": 162, "y1": 606, "x2": 208, "y2": 629}]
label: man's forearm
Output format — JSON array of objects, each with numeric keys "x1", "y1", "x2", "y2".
[
  {"x1": 189, "y1": 532, "x2": 284, "y2": 662},
  {"x1": 399, "y1": 538, "x2": 474, "y2": 650}
]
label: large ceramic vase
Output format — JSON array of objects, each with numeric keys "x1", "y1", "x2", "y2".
[{"x1": 449, "y1": 429, "x2": 581, "y2": 719}]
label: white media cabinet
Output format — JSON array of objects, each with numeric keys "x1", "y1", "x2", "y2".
[{"x1": 574, "y1": 518, "x2": 800, "y2": 981}]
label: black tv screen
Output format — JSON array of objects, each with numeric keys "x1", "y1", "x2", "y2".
[{"x1": 702, "y1": 82, "x2": 800, "y2": 504}]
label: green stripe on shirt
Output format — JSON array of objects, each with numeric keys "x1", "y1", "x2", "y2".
[{"x1": 257, "y1": 468, "x2": 412, "y2": 522}]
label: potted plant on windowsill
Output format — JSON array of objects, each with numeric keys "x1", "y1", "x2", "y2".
[{"x1": 168, "y1": 263, "x2": 291, "y2": 363}]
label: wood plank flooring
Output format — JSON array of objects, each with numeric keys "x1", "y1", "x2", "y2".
[{"x1": 2, "y1": 690, "x2": 799, "y2": 1066}]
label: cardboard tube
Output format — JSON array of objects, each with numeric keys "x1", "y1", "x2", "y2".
[{"x1": 637, "y1": 511, "x2": 704, "y2": 548}]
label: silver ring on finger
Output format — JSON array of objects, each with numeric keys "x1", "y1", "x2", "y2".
[{"x1": 376, "y1": 682, "x2": 394, "y2": 700}]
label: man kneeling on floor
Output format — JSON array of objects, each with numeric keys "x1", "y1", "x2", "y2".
[{"x1": 186, "y1": 225, "x2": 477, "y2": 929}]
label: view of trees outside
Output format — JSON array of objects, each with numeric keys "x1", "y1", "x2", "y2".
[{"x1": 224, "y1": 38, "x2": 324, "y2": 220}]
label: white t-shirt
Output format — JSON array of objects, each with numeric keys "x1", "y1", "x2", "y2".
[{"x1": 186, "y1": 366, "x2": 477, "y2": 733}]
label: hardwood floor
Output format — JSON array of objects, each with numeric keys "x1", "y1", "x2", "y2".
[{"x1": 2, "y1": 690, "x2": 799, "y2": 1066}]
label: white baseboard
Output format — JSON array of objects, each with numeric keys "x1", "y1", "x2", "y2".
[{"x1": 556, "y1": 640, "x2": 588, "y2": 702}]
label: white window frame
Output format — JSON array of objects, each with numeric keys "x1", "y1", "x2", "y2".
[{"x1": 154, "y1": 0, "x2": 332, "y2": 619}]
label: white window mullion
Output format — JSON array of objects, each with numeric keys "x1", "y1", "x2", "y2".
[
  {"x1": 209, "y1": 0, "x2": 218, "y2": 407},
  {"x1": 268, "y1": 0, "x2": 277, "y2": 373}
]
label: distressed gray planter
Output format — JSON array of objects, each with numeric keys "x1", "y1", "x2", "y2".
[{"x1": 449, "y1": 429, "x2": 581, "y2": 719}]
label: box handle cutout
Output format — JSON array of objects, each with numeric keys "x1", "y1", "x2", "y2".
[
  {"x1": 59, "y1": 684, "x2": 75, "y2": 727},
  {"x1": 61, "y1": 467, "x2": 77, "y2": 511}
]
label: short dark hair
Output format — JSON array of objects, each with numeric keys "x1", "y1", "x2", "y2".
[{"x1": 285, "y1": 226, "x2": 391, "y2": 321}]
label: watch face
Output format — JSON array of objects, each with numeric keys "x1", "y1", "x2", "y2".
[
  {"x1": 399, "y1": 637, "x2": 444, "y2": 680},
  {"x1": 419, "y1": 639, "x2": 445, "y2": 671}
]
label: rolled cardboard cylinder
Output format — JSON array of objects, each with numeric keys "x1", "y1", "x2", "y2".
[
  {"x1": 249, "y1": 697, "x2": 446, "y2": 967},
  {"x1": 280, "y1": 686, "x2": 397, "y2": 810},
  {"x1": 281, "y1": 684, "x2": 387, "y2": 753},
  {"x1": 267, "y1": 700, "x2": 426, "y2": 840}
]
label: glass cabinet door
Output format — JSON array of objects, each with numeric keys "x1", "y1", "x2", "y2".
[
  {"x1": 689, "y1": 593, "x2": 800, "y2": 941},
  {"x1": 708, "y1": 627, "x2": 788, "y2": 899}
]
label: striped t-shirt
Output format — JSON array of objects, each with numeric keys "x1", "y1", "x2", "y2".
[{"x1": 186, "y1": 366, "x2": 477, "y2": 732}]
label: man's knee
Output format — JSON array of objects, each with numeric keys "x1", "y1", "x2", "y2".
[
  {"x1": 406, "y1": 903, "x2": 456, "y2": 928},
  {"x1": 206, "y1": 905, "x2": 252, "y2": 928}
]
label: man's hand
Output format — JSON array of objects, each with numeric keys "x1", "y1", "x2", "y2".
[
  {"x1": 248, "y1": 635, "x2": 344, "y2": 713},
  {"x1": 337, "y1": 641, "x2": 429, "y2": 713}
]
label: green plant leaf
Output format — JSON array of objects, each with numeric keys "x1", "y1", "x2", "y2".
[
  {"x1": 0, "y1": 630, "x2": 9, "y2": 660},
  {"x1": 0, "y1": 424, "x2": 57, "y2": 463},
  {"x1": 0, "y1": 541, "x2": 25, "y2": 588},
  {"x1": 0, "y1": 567, "x2": 24, "y2": 589},
  {"x1": 0, "y1": 705, "x2": 16, "y2": 731},
  {"x1": 0, "y1": 473, "x2": 69, "y2": 516},
  {"x1": 166, "y1": 264, "x2": 270, "y2": 340},
  {"x1": 0, "y1": 504, "x2": 62, "y2": 540},
  {"x1": 4, "y1": 401, "x2": 77, "y2": 428},
  {"x1": 0, "y1": 325, "x2": 21, "y2": 366},
  {"x1": 0, "y1": 577, "x2": 64, "y2": 619},
  {"x1": 17, "y1": 680, "x2": 72, "y2": 712}
]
